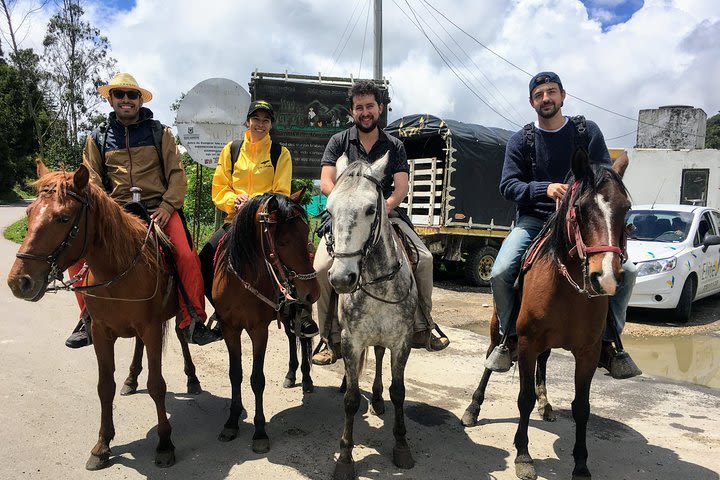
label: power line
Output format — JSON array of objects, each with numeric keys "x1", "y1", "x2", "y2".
[
  {"x1": 327, "y1": 0, "x2": 366, "y2": 76},
  {"x1": 359, "y1": 0, "x2": 371, "y2": 79}
]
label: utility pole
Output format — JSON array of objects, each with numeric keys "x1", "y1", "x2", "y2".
[{"x1": 373, "y1": 0, "x2": 382, "y2": 80}]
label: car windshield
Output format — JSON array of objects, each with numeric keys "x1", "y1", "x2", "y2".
[{"x1": 626, "y1": 210, "x2": 693, "y2": 242}]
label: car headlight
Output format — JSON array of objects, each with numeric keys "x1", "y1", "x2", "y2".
[{"x1": 636, "y1": 257, "x2": 677, "y2": 277}]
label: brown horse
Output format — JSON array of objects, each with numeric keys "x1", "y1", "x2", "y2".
[
  {"x1": 462, "y1": 150, "x2": 631, "y2": 480},
  {"x1": 212, "y1": 191, "x2": 319, "y2": 453},
  {"x1": 6, "y1": 162, "x2": 199, "y2": 470}
]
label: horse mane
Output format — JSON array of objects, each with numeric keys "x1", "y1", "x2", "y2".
[
  {"x1": 538, "y1": 164, "x2": 629, "y2": 263},
  {"x1": 32, "y1": 172, "x2": 158, "y2": 270},
  {"x1": 334, "y1": 160, "x2": 371, "y2": 195},
  {"x1": 216, "y1": 192, "x2": 307, "y2": 280}
]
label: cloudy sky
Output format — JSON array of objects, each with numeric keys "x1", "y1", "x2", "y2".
[{"x1": 4, "y1": 0, "x2": 720, "y2": 147}]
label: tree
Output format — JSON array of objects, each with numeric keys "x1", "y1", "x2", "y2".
[
  {"x1": 706, "y1": 113, "x2": 720, "y2": 149},
  {"x1": 42, "y1": 0, "x2": 115, "y2": 168}
]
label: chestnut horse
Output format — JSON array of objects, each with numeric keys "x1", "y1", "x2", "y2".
[
  {"x1": 6, "y1": 162, "x2": 199, "y2": 470},
  {"x1": 212, "y1": 192, "x2": 319, "y2": 453},
  {"x1": 462, "y1": 150, "x2": 630, "y2": 480}
]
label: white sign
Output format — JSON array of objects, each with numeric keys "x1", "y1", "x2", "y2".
[{"x1": 176, "y1": 78, "x2": 251, "y2": 168}]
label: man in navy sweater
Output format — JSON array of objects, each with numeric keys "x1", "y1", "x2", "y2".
[{"x1": 486, "y1": 71, "x2": 641, "y2": 379}]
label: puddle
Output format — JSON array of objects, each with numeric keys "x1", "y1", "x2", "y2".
[{"x1": 459, "y1": 323, "x2": 720, "y2": 389}]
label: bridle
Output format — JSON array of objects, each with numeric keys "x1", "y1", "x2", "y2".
[
  {"x1": 15, "y1": 186, "x2": 158, "y2": 298},
  {"x1": 325, "y1": 171, "x2": 410, "y2": 304},
  {"x1": 15, "y1": 188, "x2": 90, "y2": 288},
  {"x1": 228, "y1": 196, "x2": 317, "y2": 313},
  {"x1": 558, "y1": 175, "x2": 629, "y2": 297}
]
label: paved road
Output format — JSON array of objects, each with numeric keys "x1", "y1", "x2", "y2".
[{"x1": 1, "y1": 203, "x2": 719, "y2": 480}]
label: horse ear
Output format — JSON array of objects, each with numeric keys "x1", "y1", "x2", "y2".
[
  {"x1": 612, "y1": 151, "x2": 629, "y2": 178},
  {"x1": 36, "y1": 158, "x2": 50, "y2": 178},
  {"x1": 571, "y1": 147, "x2": 592, "y2": 182},
  {"x1": 73, "y1": 164, "x2": 90, "y2": 191},
  {"x1": 335, "y1": 153, "x2": 349, "y2": 178},
  {"x1": 290, "y1": 186, "x2": 306, "y2": 203},
  {"x1": 368, "y1": 151, "x2": 390, "y2": 181}
]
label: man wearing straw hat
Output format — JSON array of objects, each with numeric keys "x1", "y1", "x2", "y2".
[{"x1": 65, "y1": 72, "x2": 221, "y2": 347}]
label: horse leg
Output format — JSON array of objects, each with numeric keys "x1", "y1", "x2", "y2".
[
  {"x1": 144, "y1": 327, "x2": 175, "y2": 468},
  {"x1": 283, "y1": 327, "x2": 298, "y2": 388},
  {"x1": 249, "y1": 328, "x2": 270, "y2": 454},
  {"x1": 461, "y1": 368, "x2": 493, "y2": 427},
  {"x1": 570, "y1": 352, "x2": 597, "y2": 479},
  {"x1": 369, "y1": 346, "x2": 385, "y2": 416},
  {"x1": 175, "y1": 318, "x2": 202, "y2": 395},
  {"x1": 86, "y1": 335, "x2": 116, "y2": 471},
  {"x1": 514, "y1": 343, "x2": 539, "y2": 480},
  {"x1": 219, "y1": 329, "x2": 244, "y2": 442},
  {"x1": 299, "y1": 337, "x2": 314, "y2": 393},
  {"x1": 333, "y1": 343, "x2": 361, "y2": 480},
  {"x1": 535, "y1": 349, "x2": 555, "y2": 421},
  {"x1": 120, "y1": 337, "x2": 144, "y2": 396},
  {"x1": 389, "y1": 344, "x2": 414, "y2": 469}
]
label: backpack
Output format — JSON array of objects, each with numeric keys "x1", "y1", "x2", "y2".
[
  {"x1": 522, "y1": 115, "x2": 588, "y2": 173},
  {"x1": 92, "y1": 119, "x2": 166, "y2": 193},
  {"x1": 228, "y1": 138, "x2": 282, "y2": 175}
]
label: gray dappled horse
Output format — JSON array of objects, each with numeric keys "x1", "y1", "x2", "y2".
[{"x1": 326, "y1": 153, "x2": 418, "y2": 479}]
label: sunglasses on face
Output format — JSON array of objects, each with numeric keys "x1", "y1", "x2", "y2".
[{"x1": 111, "y1": 89, "x2": 141, "y2": 100}]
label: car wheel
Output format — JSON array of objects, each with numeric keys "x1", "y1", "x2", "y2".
[
  {"x1": 464, "y1": 246, "x2": 498, "y2": 287},
  {"x1": 670, "y1": 276, "x2": 696, "y2": 324}
]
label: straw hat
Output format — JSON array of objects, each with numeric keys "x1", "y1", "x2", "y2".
[{"x1": 97, "y1": 72, "x2": 153, "y2": 103}]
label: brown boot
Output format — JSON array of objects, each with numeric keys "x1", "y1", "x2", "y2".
[
  {"x1": 411, "y1": 329, "x2": 450, "y2": 351},
  {"x1": 311, "y1": 341, "x2": 342, "y2": 365}
]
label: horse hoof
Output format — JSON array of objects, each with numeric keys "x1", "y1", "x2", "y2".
[
  {"x1": 283, "y1": 376, "x2": 295, "y2": 388},
  {"x1": 120, "y1": 383, "x2": 137, "y2": 396},
  {"x1": 186, "y1": 381, "x2": 202, "y2": 395},
  {"x1": 540, "y1": 405, "x2": 556, "y2": 422},
  {"x1": 392, "y1": 445, "x2": 415, "y2": 469},
  {"x1": 369, "y1": 399, "x2": 385, "y2": 416},
  {"x1": 85, "y1": 453, "x2": 110, "y2": 471},
  {"x1": 332, "y1": 459, "x2": 356, "y2": 480},
  {"x1": 218, "y1": 427, "x2": 238, "y2": 442},
  {"x1": 154, "y1": 449, "x2": 175, "y2": 468},
  {"x1": 461, "y1": 409, "x2": 478, "y2": 427},
  {"x1": 252, "y1": 437, "x2": 270, "y2": 454},
  {"x1": 302, "y1": 380, "x2": 314, "y2": 393},
  {"x1": 572, "y1": 465, "x2": 592, "y2": 479},
  {"x1": 515, "y1": 456, "x2": 537, "y2": 480}
]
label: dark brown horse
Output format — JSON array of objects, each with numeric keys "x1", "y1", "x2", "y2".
[
  {"x1": 212, "y1": 191, "x2": 319, "y2": 453},
  {"x1": 462, "y1": 150, "x2": 631, "y2": 480},
  {"x1": 6, "y1": 161, "x2": 199, "y2": 470}
]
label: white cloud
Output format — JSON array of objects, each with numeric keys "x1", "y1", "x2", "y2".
[{"x1": 4, "y1": 0, "x2": 720, "y2": 149}]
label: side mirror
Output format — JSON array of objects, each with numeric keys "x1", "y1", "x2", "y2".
[{"x1": 701, "y1": 234, "x2": 720, "y2": 253}]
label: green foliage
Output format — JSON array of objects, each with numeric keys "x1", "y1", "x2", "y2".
[
  {"x1": 291, "y1": 178, "x2": 314, "y2": 205},
  {"x1": 3, "y1": 217, "x2": 27, "y2": 243},
  {"x1": 706, "y1": 113, "x2": 720, "y2": 149}
]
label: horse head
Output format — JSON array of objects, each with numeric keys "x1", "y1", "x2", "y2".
[
  {"x1": 7, "y1": 161, "x2": 91, "y2": 301},
  {"x1": 564, "y1": 149, "x2": 631, "y2": 296},
  {"x1": 326, "y1": 152, "x2": 389, "y2": 293}
]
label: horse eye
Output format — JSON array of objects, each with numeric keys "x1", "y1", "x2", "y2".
[
  {"x1": 366, "y1": 206, "x2": 376, "y2": 216},
  {"x1": 56, "y1": 215, "x2": 70, "y2": 224}
]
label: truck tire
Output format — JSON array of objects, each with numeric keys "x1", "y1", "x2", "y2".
[
  {"x1": 669, "y1": 275, "x2": 695, "y2": 324},
  {"x1": 464, "y1": 246, "x2": 498, "y2": 287}
]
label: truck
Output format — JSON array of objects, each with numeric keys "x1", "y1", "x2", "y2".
[{"x1": 385, "y1": 114, "x2": 515, "y2": 286}]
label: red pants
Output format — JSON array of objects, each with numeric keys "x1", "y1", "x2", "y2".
[{"x1": 69, "y1": 211, "x2": 206, "y2": 329}]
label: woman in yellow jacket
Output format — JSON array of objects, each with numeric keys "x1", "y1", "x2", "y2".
[{"x1": 199, "y1": 100, "x2": 318, "y2": 336}]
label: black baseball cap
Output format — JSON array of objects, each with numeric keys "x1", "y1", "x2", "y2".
[
  {"x1": 529, "y1": 71, "x2": 563, "y2": 96},
  {"x1": 247, "y1": 100, "x2": 275, "y2": 122}
]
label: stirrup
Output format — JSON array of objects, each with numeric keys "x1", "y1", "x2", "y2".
[
  {"x1": 485, "y1": 344, "x2": 512, "y2": 372},
  {"x1": 608, "y1": 350, "x2": 642, "y2": 379}
]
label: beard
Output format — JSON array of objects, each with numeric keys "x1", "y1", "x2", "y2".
[
  {"x1": 355, "y1": 117, "x2": 379, "y2": 133},
  {"x1": 535, "y1": 100, "x2": 563, "y2": 119}
]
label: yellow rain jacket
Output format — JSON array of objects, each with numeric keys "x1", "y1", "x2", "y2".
[{"x1": 212, "y1": 131, "x2": 292, "y2": 222}]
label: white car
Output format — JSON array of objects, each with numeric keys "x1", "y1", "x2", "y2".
[{"x1": 626, "y1": 204, "x2": 720, "y2": 323}]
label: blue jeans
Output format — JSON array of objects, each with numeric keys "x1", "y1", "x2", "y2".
[{"x1": 491, "y1": 215, "x2": 636, "y2": 342}]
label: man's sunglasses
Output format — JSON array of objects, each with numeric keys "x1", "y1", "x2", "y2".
[{"x1": 111, "y1": 89, "x2": 141, "y2": 100}]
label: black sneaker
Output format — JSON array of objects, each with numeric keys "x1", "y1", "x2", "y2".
[
  {"x1": 66, "y1": 313, "x2": 92, "y2": 349},
  {"x1": 186, "y1": 321, "x2": 222, "y2": 346},
  {"x1": 297, "y1": 309, "x2": 319, "y2": 338}
]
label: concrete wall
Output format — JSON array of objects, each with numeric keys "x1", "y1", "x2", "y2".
[
  {"x1": 623, "y1": 148, "x2": 720, "y2": 207},
  {"x1": 636, "y1": 106, "x2": 707, "y2": 150}
]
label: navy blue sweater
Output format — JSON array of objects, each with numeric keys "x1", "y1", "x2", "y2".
[{"x1": 499, "y1": 117, "x2": 611, "y2": 221}]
